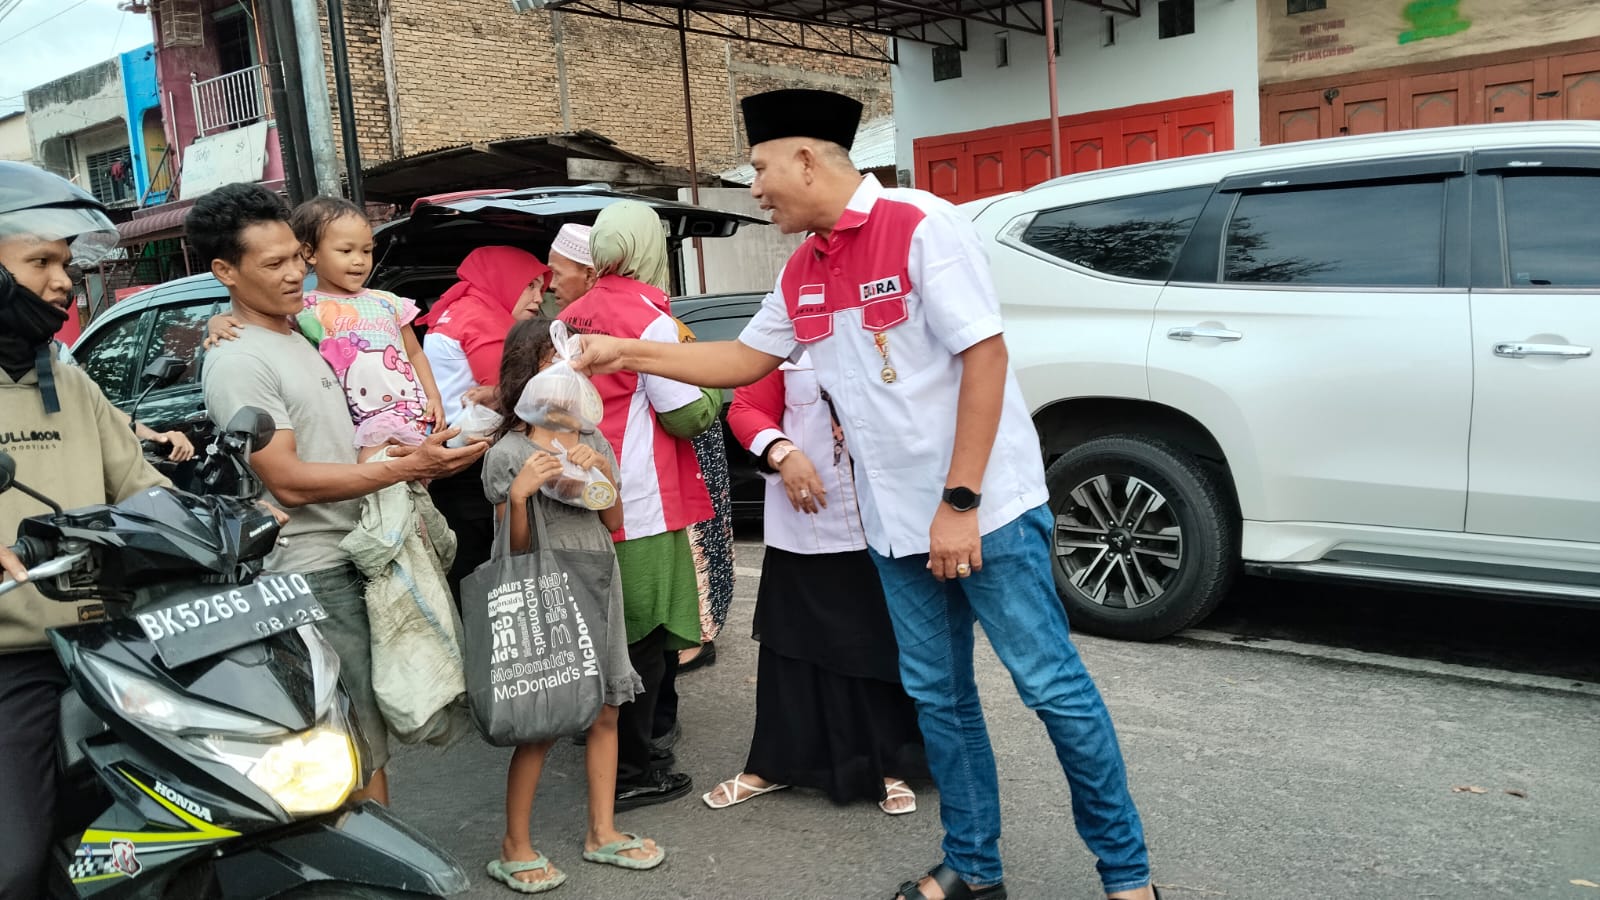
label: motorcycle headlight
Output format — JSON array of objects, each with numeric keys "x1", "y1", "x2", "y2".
[
  {"x1": 194, "y1": 699, "x2": 359, "y2": 817},
  {"x1": 83, "y1": 652, "x2": 359, "y2": 816},
  {"x1": 83, "y1": 654, "x2": 287, "y2": 738}
]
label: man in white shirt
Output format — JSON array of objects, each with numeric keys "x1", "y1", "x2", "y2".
[{"x1": 573, "y1": 90, "x2": 1157, "y2": 900}]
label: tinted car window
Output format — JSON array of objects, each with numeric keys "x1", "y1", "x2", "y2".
[
  {"x1": 141, "y1": 301, "x2": 218, "y2": 388},
  {"x1": 1223, "y1": 180, "x2": 1445, "y2": 287},
  {"x1": 75, "y1": 311, "x2": 148, "y2": 403},
  {"x1": 1021, "y1": 186, "x2": 1212, "y2": 281},
  {"x1": 1501, "y1": 174, "x2": 1600, "y2": 288},
  {"x1": 680, "y1": 315, "x2": 757, "y2": 344}
]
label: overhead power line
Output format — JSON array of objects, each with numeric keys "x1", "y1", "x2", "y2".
[{"x1": 0, "y1": 0, "x2": 93, "y2": 50}]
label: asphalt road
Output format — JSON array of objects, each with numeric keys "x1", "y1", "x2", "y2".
[{"x1": 385, "y1": 539, "x2": 1600, "y2": 900}]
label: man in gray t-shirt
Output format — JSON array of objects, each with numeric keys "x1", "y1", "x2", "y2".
[
  {"x1": 188, "y1": 184, "x2": 486, "y2": 805},
  {"x1": 204, "y1": 326, "x2": 362, "y2": 574}
]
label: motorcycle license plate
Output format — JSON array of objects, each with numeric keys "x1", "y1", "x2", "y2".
[{"x1": 135, "y1": 574, "x2": 328, "y2": 667}]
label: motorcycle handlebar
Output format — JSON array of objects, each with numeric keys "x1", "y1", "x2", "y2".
[{"x1": 0, "y1": 538, "x2": 83, "y2": 598}]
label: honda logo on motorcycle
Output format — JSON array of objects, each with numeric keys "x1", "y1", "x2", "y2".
[{"x1": 155, "y1": 780, "x2": 213, "y2": 822}]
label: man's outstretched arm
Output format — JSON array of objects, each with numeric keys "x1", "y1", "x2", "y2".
[{"x1": 574, "y1": 336, "x2": 783, "y2": 389}]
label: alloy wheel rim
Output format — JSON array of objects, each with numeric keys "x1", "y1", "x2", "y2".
[{"x1": 1054, "y1": 474, "x2": 1183, "y2": 610}]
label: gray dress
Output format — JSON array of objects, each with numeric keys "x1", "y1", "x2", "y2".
[{"x1": 482, "y1": 431, "x2": 642, "y2": 707}]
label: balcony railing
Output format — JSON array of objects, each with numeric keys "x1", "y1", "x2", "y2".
[{"x1": 191, "y1": 65, "x2": 270, "y2": 137}]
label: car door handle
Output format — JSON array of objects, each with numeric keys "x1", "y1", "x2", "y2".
[
  {"x1": 1493, "y1": 342, "x2": 1592, "y2": 360},
  {"x1": 1167, "y1": 326, "x2": 1243, "y2": 342}
]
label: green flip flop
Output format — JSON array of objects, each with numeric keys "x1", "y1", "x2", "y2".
[
  {"x1": 581, "y1": 833, "x2": 666, "y2": 870},
  {"x1": 487, "y1": 856, "x2": 568, "y2": 894}
]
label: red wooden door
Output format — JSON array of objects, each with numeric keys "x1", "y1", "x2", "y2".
[
  {"x1": 1549, "y1": 50, "x2": 1600, "y2": 120},
  {"x1": 1262, "y1": 89, "x2": 1327, "y2": 144},
  {"x1": 1174, "y1": 105, "x2": 1226, "y2": 156},
  {"x1": 1474, "y1": 61, "x2": 1539, "y2": 123},
  {"x1": 1335, "y1": 80, "x2": 1395, "y2": 136},
  {"x1": 1118, "y1": 113, "x2": 1167, "y2": 166},
  {"x1": 966, "y1": 138, "x2": 1010, "y2": 202},
  {"x1": 1401, "y1": 71, "x2": 1469, "y2": 130},
  {"x1": 1065, "y1": 122, "x2": 1112, "y2": 174},
  {"x1": 911, "y1": 91, "x2": 1233, "y2": 201},
  {"x1": 1017, "y1": 133, "x2": 1056, "y2": 187}
]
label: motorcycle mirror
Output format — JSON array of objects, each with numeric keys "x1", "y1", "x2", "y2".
[
  {"x1": 141, "y1": 355, "x2": 187, "y2": 391},
  {"x1": 128, "y1": 355, "x2": 189, "y2": 436},
  {"x1": 0, "y1": 450, "x2": 63, "y2": 516},
  {"x1": 224, "y1": 406, "x2": 276, "y2": 451}
]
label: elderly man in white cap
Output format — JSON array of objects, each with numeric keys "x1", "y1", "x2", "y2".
[{"x1": 547, "y1": 222, "x2": 597, "y2": 312}]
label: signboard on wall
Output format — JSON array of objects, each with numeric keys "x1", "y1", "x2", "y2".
[
  {"x1": 1259, "y1": 0, "x2": 1600, "y2": 84},
  {"x1": 179, "y1": 121, "x2": 269, "y2": 198}
]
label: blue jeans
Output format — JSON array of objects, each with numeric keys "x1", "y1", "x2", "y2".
[{"x1": 870, "y1": 505, "x2": 1150, "y2": 893}]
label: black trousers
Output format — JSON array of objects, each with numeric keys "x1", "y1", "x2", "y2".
[
  {"x1": 616, "y1": 627, "x2": 669, "y2": 783},
  {"x1": 0, "y1": 651, "x2": 68, "y2": 900},
  {"x1": 653, "y1": 648, "x2": 680, "y2": 739}
]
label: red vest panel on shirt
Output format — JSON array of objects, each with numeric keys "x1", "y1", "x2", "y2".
[
  {"x1": 559, "y1": 276, "x2": 712, "y2": 539},
  {"x1": 782, "y1": 199, "x2": 926, "y2": 344}
]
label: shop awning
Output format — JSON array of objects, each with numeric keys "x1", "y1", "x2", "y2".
[
  {"x1": 115, "y1": 200, "x2": 195, "y2": 247},
  {"x1": 534, "y1": 0, "x2": 1139, "y2": 62}
]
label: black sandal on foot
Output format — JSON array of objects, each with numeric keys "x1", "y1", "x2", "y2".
[{"x1": 893, "y1": 864, "x2": 1007, "y2": 900}]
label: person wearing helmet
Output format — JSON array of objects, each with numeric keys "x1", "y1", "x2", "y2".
[{"x1": 0, "y1": 161, "x2": 173, "y2": 899}]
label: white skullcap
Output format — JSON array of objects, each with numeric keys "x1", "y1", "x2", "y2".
[{"x1": 551, "y1": 223, "x2": 594, "y2": 267}]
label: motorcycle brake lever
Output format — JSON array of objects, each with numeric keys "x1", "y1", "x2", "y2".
[{"x1": 0, "y1": 548, "x2": 90, "y2": 597}]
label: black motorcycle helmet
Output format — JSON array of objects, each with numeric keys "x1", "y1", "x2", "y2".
[{"x1": 0, "y1": 160, "x2": 120, "y2": 296}]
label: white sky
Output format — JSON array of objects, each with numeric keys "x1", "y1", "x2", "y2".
[{"x1": 0, "y1": 0, "x2": 155, "y2": 117}]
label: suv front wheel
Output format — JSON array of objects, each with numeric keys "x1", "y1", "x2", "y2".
[{"x1": 1045, "y1": 435, "x2": 1236, "y2": 640}]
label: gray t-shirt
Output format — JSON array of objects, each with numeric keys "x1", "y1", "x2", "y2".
[{"x1": 202, "y1": 324, "x2": 362, "y2": 574}]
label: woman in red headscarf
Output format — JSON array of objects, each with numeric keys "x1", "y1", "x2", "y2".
[{"x1": 420, "y1": 245, "x2": 551, "y2": 604}]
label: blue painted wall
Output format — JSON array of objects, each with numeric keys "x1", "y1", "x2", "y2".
[{"x1": 119, "y1": 44, "x2": 162, "y2": 205}]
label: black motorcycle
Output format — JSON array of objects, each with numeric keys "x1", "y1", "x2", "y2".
[{"x1": 0, "y1": 406, "x2": 469, "y2": 899}]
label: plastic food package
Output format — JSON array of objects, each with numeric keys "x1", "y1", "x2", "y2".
[
  {"x1": 539, "y1": 441, "x2": 618, "y2": 511},
  {"x1": 514, "y1": 321, "x2": 604, "y2": 434},
  {"x1": 448, "y1": 401, "x2": 503, "y2": 448}
]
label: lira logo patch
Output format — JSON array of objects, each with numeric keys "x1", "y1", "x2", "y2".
[{"x1": 860, "y1": 276, "x2": 903, "y2": 301}]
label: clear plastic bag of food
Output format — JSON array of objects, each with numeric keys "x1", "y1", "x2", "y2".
[
  {"x1": 447, "y1": 401, "x2": 503, "y2": 448},
  {"x1": 539, "y1": 441, "x2": 618, "y2": 511},
  {"x1": 514, "y1": 321, "x2": 604, "y2": 433}
]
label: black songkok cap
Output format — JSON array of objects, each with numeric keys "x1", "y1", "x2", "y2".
[{"x1": 740, "y1": 89, "x2": 863, "y2": 150}]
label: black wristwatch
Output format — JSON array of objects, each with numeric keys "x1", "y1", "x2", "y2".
[{"x1": 942, "y1": 486, "x2": 982, "y2": 512}]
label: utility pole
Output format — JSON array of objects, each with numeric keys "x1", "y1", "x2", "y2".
[
  {"x1": 260, "y1": 0, "x2": 315, "y2": 203},
  {"x1": 326, "y1": 0, "x2": 364, "y2": 205},
  {"x1": 290, "y1": 0, "x2": 341, "y2": 197}
]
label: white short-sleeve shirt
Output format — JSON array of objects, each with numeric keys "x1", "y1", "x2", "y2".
[{"x1": 739, "y1": 177, "x2": 1048, "y2": 558}]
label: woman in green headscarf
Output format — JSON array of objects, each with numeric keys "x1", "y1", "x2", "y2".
[
  {"x1": 592, "y1": 204, "x2": 740, "y2": 729},
  {"x1": 555, "y1": 201, "x2": 721, "y2": 809}
]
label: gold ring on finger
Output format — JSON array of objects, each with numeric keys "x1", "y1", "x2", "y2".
[{"x1": 956, "y1": 563, "x2": 972, "y2": 576}]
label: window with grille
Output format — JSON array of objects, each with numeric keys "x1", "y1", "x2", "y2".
[
  {"x1": 933, "y1": 45, "x2": 962, "y2": 81},
  {"x1": 85, "y1": 147, "x2": 134, "y2": 205},
  {"x1": 1158, "y1": 0, "x2": 1195, "y2": 38},
  {"x1": 1288, "y1": 0, "x2": 1327, "y2": 13}
]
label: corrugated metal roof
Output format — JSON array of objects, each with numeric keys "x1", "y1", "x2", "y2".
[{"x1": 719, "y1": 116, "x2": 896, "y2": 186}]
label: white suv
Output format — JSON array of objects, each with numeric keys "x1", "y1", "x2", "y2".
[{"x1": 972, "y1": 122, "x2": 1600, "y2": 640}]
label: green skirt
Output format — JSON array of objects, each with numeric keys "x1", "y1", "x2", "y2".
[{"x1": 614, "y1": 529, "x2": 702, "y2": 650}]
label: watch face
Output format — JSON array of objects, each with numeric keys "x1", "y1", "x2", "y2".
[{"x1": 946, "y1": 487, "x2": 978, "y2": 510}]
